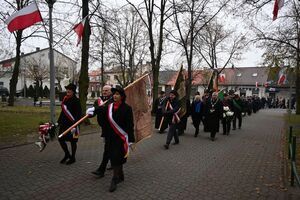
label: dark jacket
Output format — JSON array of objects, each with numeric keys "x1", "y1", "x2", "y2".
[
  {"x1": 203, "y1": 98, "x2": 223, "y2": 132},
  {"x1": 153, "y1": 96, "x2": 167, "y2": 129},
  {"x1": 162, "y1": 98, "x2": 180, "y2": 125},
  {"x1": 57, "y1": 95, "x2": 82, "y2": 140},
  {"x1": 95, "y1": 102, "x2": 135, "y2": 166},
  {"x1": 93, "y1": 96, "x2": 113, "y2": 137}
]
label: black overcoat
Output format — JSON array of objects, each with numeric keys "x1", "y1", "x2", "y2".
[
  {"x1": 95, "y1": 102, "x2": 135, "y2": 166},
  {"x1": 203, "y1": 98, "x2": 223, "y2": 133}
]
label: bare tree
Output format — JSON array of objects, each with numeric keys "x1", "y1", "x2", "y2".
[
  {"x1": 126, "y1": 0, "x2": 171, "y2": 111},
  {"x1": 167, "y1": 0, "x2": 229, "y2": 98}
]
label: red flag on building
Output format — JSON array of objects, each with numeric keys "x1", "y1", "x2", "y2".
[
  {"x1": 73, "y1": 16, "x2": 87, "y2": 46},
  {"x1": 5, "y1": 2, "x2": 43, "y2": 32},
  {"x1": 218, "y1": 73, "x2": 225, "y2": 83},
  {"x1": 277, "y1": 67, "x2": 287, "y2": 85},
  {"x1": 125, "y1": 74, "x2": 152, "y2": 143},
  {"x1": 273, "y1": 0, "x2": 284, "y2": 21}
]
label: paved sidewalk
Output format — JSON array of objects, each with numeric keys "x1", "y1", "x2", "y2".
[{"x1": 0, "y1": 109, "x2": 299, "y2": 200}]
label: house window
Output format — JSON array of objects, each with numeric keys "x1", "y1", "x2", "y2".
[
  {"x1": 236, "y1": 73, "x2": 242, "y2": 77},
  {"x1": 252, "y1": 73, "x2": 258, "y2": 77}
]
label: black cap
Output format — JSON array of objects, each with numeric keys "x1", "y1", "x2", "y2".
[
  {"x1": 111, "y1": 85, "x2": 126, "y2": 98},
  {"x1": 65, "y1": 83, "x2": 76, "y2": 93}
]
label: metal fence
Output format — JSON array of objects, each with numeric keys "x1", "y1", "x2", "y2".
[{"x1": 288, "y1": 126, "x2": 300, "y2": 187}]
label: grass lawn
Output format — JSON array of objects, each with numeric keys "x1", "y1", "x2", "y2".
[{"x1": 0, "y1": 105, "x2": 98, "y2": 148}]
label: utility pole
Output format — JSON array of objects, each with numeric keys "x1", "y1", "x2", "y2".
[{"x1": 45, "y1": 0, "x2": 56, "y2": 123}]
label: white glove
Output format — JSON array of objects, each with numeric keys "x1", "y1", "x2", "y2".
[
  {"x1": 71, "y1": 128, "x2": 76, "y2": 134},
  {"x1": 86, "y1": 107, "x2": 95, "y2": 116}
]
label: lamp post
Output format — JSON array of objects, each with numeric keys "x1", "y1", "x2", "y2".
[{"x1": 45, "y1": 0, "x2": 56, "y2": 123}]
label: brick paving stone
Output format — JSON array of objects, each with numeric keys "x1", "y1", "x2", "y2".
[{"x1": 1, "y1": 109, "x2": 300, "y2": 199}]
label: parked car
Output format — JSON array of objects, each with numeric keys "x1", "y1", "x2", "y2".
[{"x1": 0, "y1": 86, "x2": 9, "y2": 96}]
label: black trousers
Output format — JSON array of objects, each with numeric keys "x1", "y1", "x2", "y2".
[
  {"x1": 222, "y1": 118, "x2": 231, "y2": 135},
  {"x1": 233, "y1": 113, "x2": 242, "y2": 129},
  {"x1": 98, "y1": 138, "x2": 110, "y2": 173}
]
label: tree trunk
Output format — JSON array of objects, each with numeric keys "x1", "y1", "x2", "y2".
[
  {"x1": 8, "y1": 30, "x2": 23, "y2": 106},
  {"x1": 78, "y1": 1, "x2": 90, "y2": 120}
]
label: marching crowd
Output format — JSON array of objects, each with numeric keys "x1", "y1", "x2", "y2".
[{"x1": 55, "y1": 84, "x2": 277, "y2": 193}]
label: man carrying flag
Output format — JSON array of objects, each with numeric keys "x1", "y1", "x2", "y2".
[{"x1": 5, "y1": 2, "x2": 43, "y2": 32}]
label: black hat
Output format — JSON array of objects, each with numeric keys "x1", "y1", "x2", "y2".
[
  {"x1": 65, "y1": 83, "x2": 76, "y2": 93},
  {"x1": 169, "y1": 90, "x2": 178, "y2": 97},
  {"x1": 160, "y1": 91, "x2": 165, "y2": 95},
  {"x1": 111, "y1": 85, "x2": 126, "y2": 98}
]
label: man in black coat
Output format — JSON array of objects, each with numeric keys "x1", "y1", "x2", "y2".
[
  {"x1": 57, "y1": 83, "x2": 82, "y2": 165},
  {"x1": 153, "y1": 91, "x2": 168, "y2": 133},
  {"x1": 163, "y1": 90, "x2": 180, "y2": 149},
  {"x1": 203, "y1": 92, "x2": 223, "y2": 141},
  {"x1": 91, "y1": 85, "x2": 114, "y2": 177}
]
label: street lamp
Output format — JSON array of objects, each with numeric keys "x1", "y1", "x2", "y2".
[{"x1": 45, "y1": 0, "x2": 56, "y2": 123}]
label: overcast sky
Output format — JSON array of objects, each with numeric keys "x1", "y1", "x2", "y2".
[{"x1": 11, "y1": 0, "x2": 278, "y2": 69}]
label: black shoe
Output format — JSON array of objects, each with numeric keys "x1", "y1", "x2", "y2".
[
  {"x1": 60, "y1": 155, "x2": 70, "y2": 164},
  {"x1": 232, "y1": 128, "x2": 236, "y2": 130},
  {"x1": 238, "y1": 127, "x2": 241, "y2": 129},
  {"x1": 66, "y1": 158, "x2": 76, "y2": 165},
  {"x1": 211, "y1": 137, "x2": 215, "y2": 141},
  {"x1": 91, "y1": 170, "x2": 104, "y2": 177},
  {"x1": 109, "y1": 179, "x2": 117, "y2": 192},
  {"x1": 164, "y1": 144, "x2": 169, "y2": 149},
  {"x1": 194, "y1": 134, "x2": 198, "y2": 137},
  {"x1": 172, "y1": 142, "x2": 179, "y2": 145}
]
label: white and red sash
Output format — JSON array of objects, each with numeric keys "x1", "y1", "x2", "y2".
[
  {"x1": 168, "y1": 102, "x2": 181, "y2": 124},
  {"x1": 107, "y1": 103, "x2": 129, "y2": 158},
  {"x1": 97, "y1": 97, "x2": 104, "y2": 106},
  {"x1": 61, "y1": 98, "x2": 79, "y2": 138}
]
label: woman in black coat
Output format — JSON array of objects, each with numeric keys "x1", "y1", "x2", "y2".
[
  {"x1": 57, "y1": 83, "x2": 82, "y2": 165},
  {"x1": 203, "y1": 92, "x2": 223, "y2": 141},
  {"x1": 87, "y1": 86, "x2": 135, "y2": 192}
]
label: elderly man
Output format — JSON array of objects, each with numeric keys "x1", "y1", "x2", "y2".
[{"x1": 91, "y1": 85, "x2": 114, "y2": 177}]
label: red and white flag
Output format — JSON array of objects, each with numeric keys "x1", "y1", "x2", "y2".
[
  {"x1": 5, "y1": 2, "x2": 42, "y2": 33},
  {"x1": 277, "y1": 67, "x2": 287, "y2": 85},
  {"x1": 73, "y1": 16, "x2": 87, "y2": 46},
  {"x1": 273, "y1": 0, "x2": 284, "y2": 21},
  {"x1": 218, "y1": 73, "x2": 226, "y2": 83},
  {"x1": 255, "y1": 81, "x2": 259, "y2": 88}
]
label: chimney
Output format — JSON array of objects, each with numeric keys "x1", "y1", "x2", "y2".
[{"x1": 36, "y1": 47, "x2": 40, "y2": 51}]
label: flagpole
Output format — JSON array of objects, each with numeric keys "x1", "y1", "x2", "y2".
[{"x1": 58, "y1": 73, "x2": 151, "y2": 138}]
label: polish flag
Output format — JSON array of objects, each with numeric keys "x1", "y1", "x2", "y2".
[
  {"x1": 255, "y1": 82, "x2": 259, "y2": 88},
  {"x1": 273, "y1": 0, "x2": 284, "y2": 21},
  {"x1": 218, "y1": 73, "x2": 226, "y2": 83},
  {"x1": 277, "y1": 67, "x2": 287, "y2": 85},
  {"x1": 5, "y1": 2, "x2": 42, "y2": 33},
  {"x1": 73, "y1": 16, "x2": 87, "y2": 46}
]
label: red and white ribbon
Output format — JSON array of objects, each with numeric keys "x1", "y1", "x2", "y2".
[
  {"x1": 107, "y1": 103, "x2": 129, "y2": 158},
  {"x1": 61, "y1": 102, "x2": 79, "y2": 137},
  {"x1": 168, "y1": 102, "x2": 181, "y2": 124}
]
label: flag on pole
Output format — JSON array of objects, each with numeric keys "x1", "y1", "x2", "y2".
[
  {"x1": 273, "y1": 0, "x2": 284, "y2": 21},
  {"x1": 255, "y1": 81, "x2": 259, "y2": 88},
  {"x1": 5, "y1": 2, "x2": 43, "y2": 32},
  {"x1": 73, "y1": 16, "x2": 87, "y2": 46},
  {"x1": 173, "y1": 65, "x2": 187, "y2": 118},
  {"x1": 277, "y1": 67, "x2": 287, "y2": 85},
  {"x1": 218, "y1": 73, "x2": 226, "y2": 83},
  {"x1": 125, "y1": 74, "x2": 152, "y2": 143}
]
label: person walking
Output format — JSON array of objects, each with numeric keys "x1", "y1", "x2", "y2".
[
  {"x1": 190, "y1": 94, "x2": 203, "y2": 137},
  {"x1": 153, "y1": 91, "x2": 168, "y2": 133},
  {"x1": 91, "y1": 85, "x2": 114, "y2": 177},
  {"x1": 203, "y1": 92, "x2": 223, "y2": 141},
  {"x1": 163, "y1": 90, "x2": 180, "y2": 149},
  {"x1": 221, "y1": 93, "x2": 234, "y2": 135},
  {"x1": 57, "y1": 83, "x2": 82, "y2": 165},
  {"x1": 86, "y1": 86, "x2": 135, "y2": 192},
  {"x1": 232, "y1": 94, "x2": 243, "y2": 130}
]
